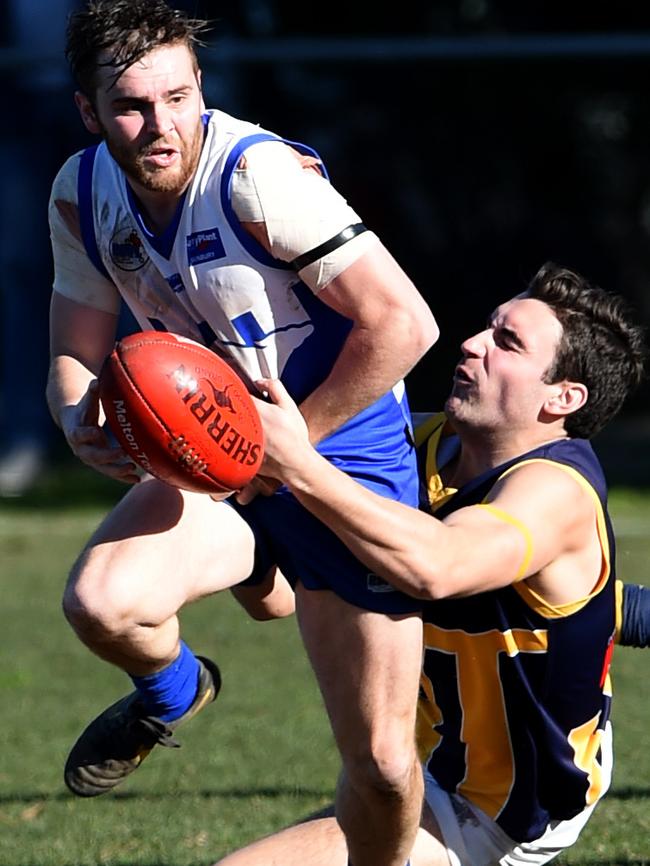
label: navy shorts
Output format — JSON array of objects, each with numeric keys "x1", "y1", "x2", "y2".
[{"x1": 228, "y1": 485, "x2": 422, "y2": 615}]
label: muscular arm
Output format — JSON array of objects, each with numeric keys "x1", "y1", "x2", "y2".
[
  {"x1": 255, "y1": 381, "x2": 600, "y2": 601},
  {"x1": 298, "y1": 246, "x2": 438, "y2": 443},
  {"x1": 235, "y1": 141, "x2": 438, "y2": 443}
]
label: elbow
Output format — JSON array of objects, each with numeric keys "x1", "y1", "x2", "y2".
[
  {"x1": 393, "y1": 305, "x2": 439, "y2": 369},
  {"x1": 417, "y1": 306, "x2": 440, "y2": 354},
  {"x1": 388, "y1": 556, "x2": 449, "y2": 602},
  {"x1": 407, "y1": 288, "x2": 440, "y2": 355},
  {"x1": 401, "y1": 549, "x2": 469, "y2": 601},
  {"x1": 418, "y1": 317, "x2": 440, "y2": 362},
  {"x1": 412, "y1": 576, "x2": 448, "y2": 602}
]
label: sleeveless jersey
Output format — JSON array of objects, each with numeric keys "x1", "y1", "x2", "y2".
[
  {"x1": 76, "y1": 109, "x2": 416, "y2": 501},
  {"x1": 414, "y1": 414, "x2": 615, "y2": 842}
]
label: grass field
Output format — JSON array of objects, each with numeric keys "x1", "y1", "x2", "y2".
[{"x1": 1, "y1": 463, "x2": 649, "y2": 865}]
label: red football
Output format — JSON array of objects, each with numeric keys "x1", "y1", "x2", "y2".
[{"x1": 98, "y1": 331, "x2": 264, "y2": 497}]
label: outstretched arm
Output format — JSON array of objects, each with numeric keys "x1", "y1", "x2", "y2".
[
  {"x1": 617, "y1": 580, "x2": 650, "y2": 648},
  {"x1": 254, "y1": 380, "x2": 597, "y2": 602}
]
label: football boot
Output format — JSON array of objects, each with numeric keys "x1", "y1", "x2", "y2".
[{"x1": 64, "y1": 655, "x2": 221, "y2": 797}]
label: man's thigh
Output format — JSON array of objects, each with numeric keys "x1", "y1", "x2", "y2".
[
  {"x1": 69, "y1": 477, "x2": 257, "y2": 617},
  {"x1": 294, "y1": 583, "x2": 423, "y2": 753},
  {"x1": 214, "y1": 804, "x2": 452, "y2": 866}
]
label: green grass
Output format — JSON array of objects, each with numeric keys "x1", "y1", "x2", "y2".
[{"x1": 1, "y1": 466, "x2": 649, "y2": 865}]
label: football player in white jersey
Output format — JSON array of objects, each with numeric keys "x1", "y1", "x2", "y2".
[{"x1": 46, "y1": 3, "x2": 438, "y2": 866}]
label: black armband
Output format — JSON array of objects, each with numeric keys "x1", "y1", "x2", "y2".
[
  {"x1": 620, "y1": 583, "x2": 650, "y2": 648},
  {"x1": 290, "y1": 223, "x2": 368, "y2": 272}
]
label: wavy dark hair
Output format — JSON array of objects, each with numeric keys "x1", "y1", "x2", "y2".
[
  {"x1": 66, "y1": 0, "x2": 210, "y2": 96},
  {"x1": 527, "y1": 262, "x2": 646, "y2": 438}
]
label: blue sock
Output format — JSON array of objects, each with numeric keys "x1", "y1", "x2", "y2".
[{"x1": 130, "y1": 641, "x2": 201, "y2": 723}]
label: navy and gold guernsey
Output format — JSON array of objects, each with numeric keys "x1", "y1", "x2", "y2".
[{"x1": 414, "y1": 414, "x2": 616, "y2": 844}]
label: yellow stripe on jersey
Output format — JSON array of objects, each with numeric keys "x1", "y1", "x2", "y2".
[
  {"x1": 614, "y1": 579, "x2": 623, "y2": 645},
  {"x1": 476, "y1": 503, "x2": 534, "y2": 581},
  {"x1": 414, "y1": 412, "x2": 459, "y2": 512},
  {"x1": 567, "y1": 712, "x2": 606, "y2": 805},
  {"x1": 414, "y1": 412, "x2": 447, "y2": 447},
  {"x1": 493, "y1": 459, "x2": 611, "y2": 619},
  {"x1": 420, "y1": 623, "x2": 548, "y2": 818}
]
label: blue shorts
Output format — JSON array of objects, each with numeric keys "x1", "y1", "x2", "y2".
[
  {"x1": 229, "y1": 485, "x2": 422, "y2": 614},
  {"x1": 229, "y1": 389, "x2": 423, "y2": 614}
]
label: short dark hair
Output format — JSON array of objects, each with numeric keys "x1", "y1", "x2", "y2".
[
  {"x1": 527, "y1": 262, "x2": 646, "y2": 438},
  {"x1": 65, "y1": 0, "x2": 210, "y2": 96}
]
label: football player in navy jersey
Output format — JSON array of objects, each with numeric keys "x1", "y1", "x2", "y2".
[
  {"x1": 209, "y1": 577, "x2": 650, "y2": 866},
  {"x1": 224, "y1": 262, "x2": 646, "y2": 866},
  {"x1": 46, "y1": 3, "x2": 437, "y2": 865}
]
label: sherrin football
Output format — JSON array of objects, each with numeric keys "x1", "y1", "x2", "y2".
[{"x1": 98, "y1": 331, "x2": 264, "y2": 497}]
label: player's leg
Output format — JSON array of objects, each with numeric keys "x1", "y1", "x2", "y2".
[
  {"x1": 295, "y1": 583, "x2": 424, "y2": 866},
  {"x1": 62, "y1": 474, "x2": 258, "y2": 796},
  {"x1": 215, "y1": 810, "x2": 348, "y2": 866},
  {"x1": 63, "y1": 475, "x2": 256, "y2": 672},
  {"x1": 213, "y1": 803, "x2": 452, "y2": 866},
  {"x1": 230, "y1": 565, "x2": 296, "y2": 621}
]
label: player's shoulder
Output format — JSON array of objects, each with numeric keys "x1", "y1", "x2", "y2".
[
  {"x1": 238, "y1": 137, "x2": 323, "y2": 177},
  {"x1": 51, "y1": 150, "x2": 85, "y2": 202},
  {"x1": 49, "y1": 150, "x2": 90, "y2": 240},
  {"x1": 498, "y1": 446, "x2": 596, "y2": 491},
  {"x1": 497, "y1": 455, "x2": 586, "y2": 489},
  {"x1": 491, "y1": 454, "x2": 598, "y2": 524}
]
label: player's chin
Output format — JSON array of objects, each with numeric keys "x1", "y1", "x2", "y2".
[{"x1": 137, "y1": 163, "x2": 186, "y2": 194}]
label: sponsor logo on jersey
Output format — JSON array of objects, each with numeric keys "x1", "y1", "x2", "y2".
[
  {"x1": 367, "y1": 573, "x2": 395, "y2": 593},
  {"x1": 110, "y1": 227, "x2": 149, "y2": 271},
  {"x1": 187, "y1": 228, "x2": 226, "y2": 266}
]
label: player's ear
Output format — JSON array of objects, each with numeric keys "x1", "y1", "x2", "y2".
[
  {"x1": 543, "y1": 380, "x2": 588, "y2": 418},
  {"x1": 75, "y1": 91, "x2": 102, "y2": 135},
  {"x1": 196, "y1": 69, "x2": 206, "y2": 113}
]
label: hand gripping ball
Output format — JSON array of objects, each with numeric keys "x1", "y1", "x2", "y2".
[{"x1": 98, "y1": 331, "x2": 264, "y2": 497}]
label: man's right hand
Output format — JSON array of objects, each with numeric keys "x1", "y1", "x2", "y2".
[{"x1": 59, "y1": 379, "x2": 141, "y2": 483}]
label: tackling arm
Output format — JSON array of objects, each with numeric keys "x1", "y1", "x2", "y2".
[{"x1": 255, "y1": 380, "x2": 598, "y2": 601}]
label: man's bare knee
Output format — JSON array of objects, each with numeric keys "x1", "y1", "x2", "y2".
[
  {"x1": 62, "y1": 558, "x2": 139, "y2": 647},
  {"x1": 345, "y1": 742, "x2": 420, "y2": 801}
]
